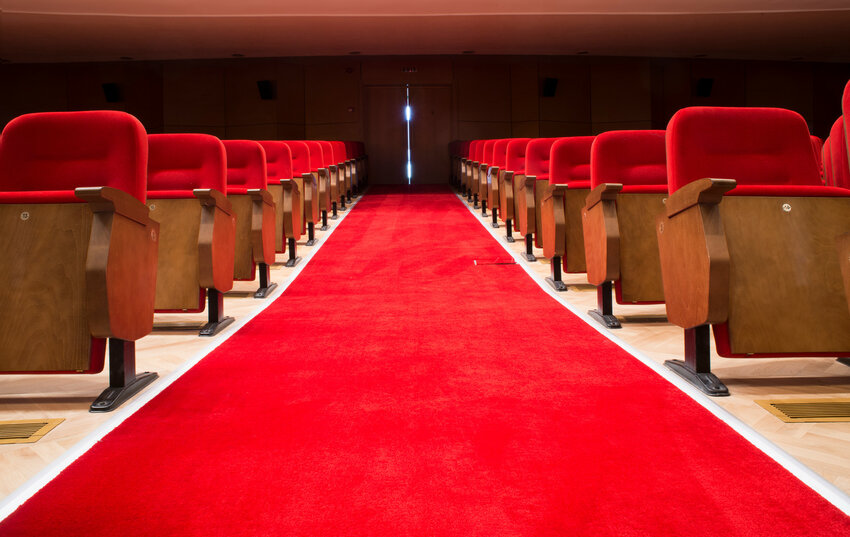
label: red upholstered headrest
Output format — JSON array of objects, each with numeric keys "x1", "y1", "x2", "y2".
[
  {"x1": 147, "y1": 133, "x2": 226, "y2": 199},
  {"x1": 0, "y1": 110, "x2": 148, "y2": 204},
  {"x1": 666, "y1": 107, "x2": 830, "y2": 196},
  {"x1": 222, "y1": 140, "x2": 267, "y2": 195},
  {"x1": 283, "y1": 141, "x2": 311, "y2": 176},
  {"x1": 810, "y1": 135, "x2": 824, "y2": 178},
  {"x1": 331, "y1": 141, "x2": 347, "y2": 162},
  {"x1": 823, "y1": 136, "x2": 833, "y2": 186},
  {"x1": 505, "y1": 138, "x2": 532, "y2": 173},
  {"x1": 482, "y1": 140, "x2": 497, "y2": 165},
  {"x1": 257, "y1": 141, "x2": 293, "y2": 184},
  {"x1": 492, "y1": 139, "x2": 510, "y2": 168},
  {"x1": 319, "y1": 141, "x2": 334, "y2": 167},
  {"x1": 830, "y1": 117, "x2": 850, "y2": 190},
  {"x1": 304, "y1": 141, "x2": 324, "y2": 171},
  {"x1": 549, "y1": 136, "x2": 594, "y2": 187},
  {"x1": 591, "y1": 131, "x2": 667, "y2": 193},
  {"x1": 467, "y1": 140, "x2": 481, "y2": 161},
  {"x1": 525, "y1": 138, "x2": 559, "y2": 180}
]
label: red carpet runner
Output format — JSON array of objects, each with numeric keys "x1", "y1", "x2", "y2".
[{"x1": 3, "y1": 186, "x2": 848, "y2": 535}]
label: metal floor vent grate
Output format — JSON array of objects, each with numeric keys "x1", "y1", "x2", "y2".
[
  {"x1": 756, "y1": 399, "x2": 850, "y2": 423},
  {"x1": 0, "y1": 419, "x2": 64, "y2": 444}
]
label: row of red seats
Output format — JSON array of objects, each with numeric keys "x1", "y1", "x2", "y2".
[
  {"x1": 449, "y1": 85, "x2": 850, "y2": 397},
  {"x1": 0, "y1": 110, "x2": 368, "y2": 412}
]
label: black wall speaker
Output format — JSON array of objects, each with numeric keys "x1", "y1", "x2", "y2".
[
  {"x1": 101, "y1": 83, "x2": 123, "y2": 103},
  {"x1": 257, "y1": 80, "x2": 277, "y2": 100},
  {"x1": 695, "y1": 78, "x2": 714, "y2": 98},
  {"x1": 542, "y1": 77, "x2": 559, "y2": 98}
]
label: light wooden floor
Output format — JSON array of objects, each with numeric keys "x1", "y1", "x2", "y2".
[{"x1": 2, "y1": 190, "x2": 850, "y2": 507}]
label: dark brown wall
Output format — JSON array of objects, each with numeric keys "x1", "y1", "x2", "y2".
[{"x1": 2, "y1": 55, "x2": 849, "y2": 141}]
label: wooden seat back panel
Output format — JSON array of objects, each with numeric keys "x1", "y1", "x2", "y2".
[
  {"x1": 618, "y1": 194, "x2": 667, "y2": 302},
  {"x1": 148, "y1": 199, "x2": 202, "y2": 310},
  {"x1": 722, "y1": 196, "x2": 850, "y2": 354},
  {"x1": 201, "y1": 204, "x2": 236, "y2": 293},
  {"x1": 267, "y1": 184, "x2": 285, "y2": 253},
  {"x1": 230, "y1": 195, "x2": 255, "y2": 280},
  {"x1": 0, "y1": 204, "x2": 92, "y2": 371},
  {"x1": 564, "y1": 188, "x2": 588, "y2": 273}
]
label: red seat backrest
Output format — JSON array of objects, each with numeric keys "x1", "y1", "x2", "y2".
[
  {"x1": 319, "y1": 141, "x2": 335, "y2": 167},
  {"x1": 222, "y1": 140, "x2": 267, "y2": 195},
  {"x1": 830, "y1": 117, "x2": 850, "y2": 190},
  {"x1": 0, "y1": 110, "x2": 148, "y2": 204},
  {"x1": 823, "y1": 136, "x2": 834, "y2": 186},
  {"x1": 810, "y1": 135, "x2": 824, "y2": 178},
  {"x1": 148, "y1": 133, "x2": 226, "y2": 198},
  {"x1": 282, "y1": 141, "x2": 311, "y2": 176},
  {"x1": 549, "y1": 137, "x2": 594, "y2": 187},
  {"x1": 666, "y1": 106, "x2": 838, "y2": 197},
  {"x1": 257, "y1": 141, "x2": 293, "y2": 186},
  {"x1": 331, "y1": 141, "x2": 347, "y2": 163},
  {"x1": 525, "y1": 138, "x2": 559, "y2": 181},
  {"x1": 482, "y1": 140, "x2": 497, "y2": 166},
  {"x1": 591, "y1": 131, "x2": 667, "y2": 193},
  {"x1": 492, "y1": 139, "x2": 511, "y2": 168},
  {"x1": 467, "y1": 140, "x2": 482, "y2": 162},
  {"x1": 505, "y1": 138, "x2": 532, "y2": 174},
  {"x1": 303, "y1": 141, "x2": 324, "y2": 171}
]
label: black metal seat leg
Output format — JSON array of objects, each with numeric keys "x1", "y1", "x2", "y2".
[
  {"x1": 505, "y1": 219, "x2": 515, "y2": 242},
  {"x1": 588, "y1": 281, "x2": 621, "y2": 328},
  {"x1": 321, "y1": 210, "x2": 329, "y2": 230},
  {"x1": 481, "y1": 199, "x2": 488, "y2": 216},
  {"x1": 284, "y1": 237, "x2": 302, "y2": 268},
  {"x1": 473, "y1": 193, "x2": 479, "y2": 209},
  {"x1": 491, "y1": 209, "x2": 499, "y2": 228},
  {"x1": 199, "y1": 288, "x2": 235, "y2": 337},
  {"x1": 664, "y1": 325, "x2": 729, "y2": 396},
  {"x1": 254, "y1": 262, "x2": 278, "y2": 298},
  {"x1": 545, "y1": 255, "x2": 568, "y2": 292},
  {"x1": 523, "y1": 234, "x2": 536, "y2": 262},
  {"x1": 90, "y1": 339, "x2": 158, "y2": 412},
  {"x1": 339, "y1": 195, "x2": 347, "y2": 211},
  {"x1": 306, "y1": 221, "x2": 316, "y2": 246},
  {"x1": 331, "y1": 201, "x2": 338, "y2": 219}
]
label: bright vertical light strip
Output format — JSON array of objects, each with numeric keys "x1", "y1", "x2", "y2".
[{"x1": 405, "y1": 85, "x2": 412, "y2": 184}]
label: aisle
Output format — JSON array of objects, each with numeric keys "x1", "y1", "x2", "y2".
[{"x1": 2, "y1": 185, "x2": 847, "y2": 536}]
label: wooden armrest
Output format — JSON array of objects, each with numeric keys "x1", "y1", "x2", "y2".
[
  {"x1": 194, "y1": 188, "x2": 233, "y2": 215},
  {"x1": 585, "y1": 183, "x2": 623, "y2": 211},
  {"x1": 248, "y1": 188, "x2": 274, "y2": 207},
  {"x1": 666, "y1": 178, "x2": 736, "y2": 218},
  {"x1": 543, "y1": 184, "x2": 568, "y2": 203},
  {"x1": 524, "y1": 175, "x2": 537, "y2": 187},
  {"x1": 75, "y1": 186, "x2": 151, "y2": 226}
]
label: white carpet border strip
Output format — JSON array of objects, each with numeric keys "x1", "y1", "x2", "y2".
[
  {"x1": 455, "y1": 191, "x2": 850, "y2": 515},
  {"x1": 0, "y1": 193, "x2": 364, "y2": 523}
]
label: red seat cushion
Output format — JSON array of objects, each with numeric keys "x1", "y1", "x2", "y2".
[
  {"x1": 525, "y1": 138, "x2": 559, "y2": 179},
  {"x1": 258, "y1": 141, "x2": 293, "y2": 185},
  {"x1": 591, "y1": 130, "x2": 667, "y2": 191},
  {"x1": 0, "y1": 110, "x2": 148, "y2": 204},
  {"x1": 666, "y1": 106, "x2": 824, "y2": 195},
  {"x1": 505, "y1": 138, "x2": 532, "y2": 173},
  {"x1": 223, "y1": 140, "x2": 267, "y2": 195},
  {"x1": 148, "y1": 134, "x2": 226, "y2": 199},
  {"x1": 550, "y1": 137, "x2": 594, "y2": 185},
  {"x1": 282, "y1": 141, "x2": 312, "y2": 176}
]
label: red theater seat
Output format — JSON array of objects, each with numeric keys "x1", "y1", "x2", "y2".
[
  {"x1": 485, "y1": 139, "x2": 511, "y2": 228},
  {"x1": 579, "y1": 130, "x2": 667, "y2": 327},
  {"x1": 147, "y1": 133, "x2": 236, "y2": 337},
  {"x1": 319, "y1": 140, "x2": 342, "y2": 218},
  {"x1": 830, "y1": 117, "x2": 850, "y2": 190},
  {"x1": 0, "y1": 110, "x2": 159, "y2": 411},
  {"x1": 657, "y1": 106, "x2": 850, "y2": 396},
  {"x1": 477, "y1": 140, "x2": 498, "y2": 215},
  {"x1": 304, "y1": 140, "x2": 331, "y2": 230},
  {"x1": 464, "y1": 140, "x2": 483, "y2": 203},
  {"x1": 811, "y1": 135, "x2": 824, "y2": 180},
  {"x1": 331, "y1": 141, "x2": 353, "y2": 204},
  {"x1": 223, "y1": 140, "x2": 277, "y2": 298},
  {"x1": 539, "y1": 136, "x2": 594, "y2": 274},
  {"x1": 518, "y1": 137, "x2": 559, "y2": 261},
  {"x1": 282, "y1": 141, "x2": 318, "y2": 244},
  {"x1": 497, "y1": 138, "x2": 532, "y2": 242}
]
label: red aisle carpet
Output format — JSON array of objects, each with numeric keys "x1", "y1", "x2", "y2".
[{"x1": 3, "y1": 185, "x2": 848, "y2": 536}]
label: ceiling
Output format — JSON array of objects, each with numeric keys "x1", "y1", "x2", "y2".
[{"x1": 2, "y1": 1, "x2": 850, "y2": 63}]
